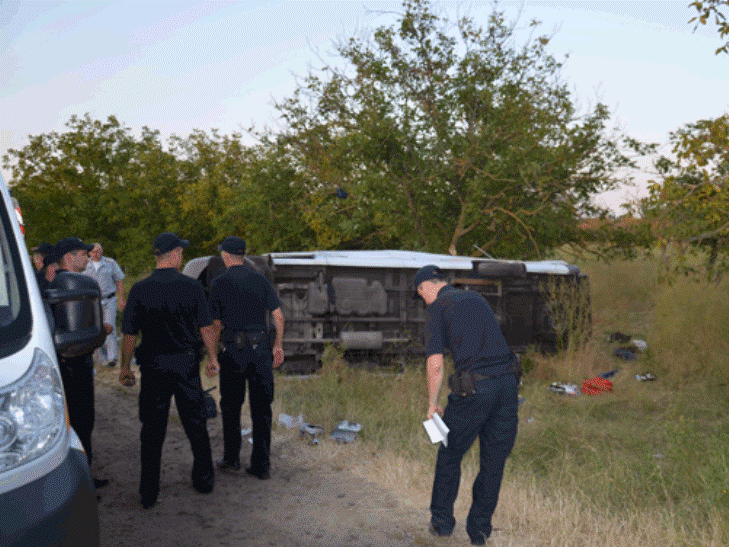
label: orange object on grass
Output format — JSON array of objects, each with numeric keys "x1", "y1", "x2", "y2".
[{"x1": 581, "y1": 377, "x2": 613, "y2": 395}]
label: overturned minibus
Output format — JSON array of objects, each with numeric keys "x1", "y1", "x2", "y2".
[{"x1": 183, "y1": 250, "x2": 590, "y2": 372}]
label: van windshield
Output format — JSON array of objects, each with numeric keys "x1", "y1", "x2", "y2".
[{"x1": 0, "y1": 196, "x2": 32, "y2": 357}]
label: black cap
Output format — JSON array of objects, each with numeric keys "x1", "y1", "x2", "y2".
[
  {"x1": 218, "y1": 236, "x2": 246, "y2": 255},
  {"x1": 31, "y1": 242, "x2": 54, "y2": 255},
  {"x1": 43, "y1": 246, "x2": 61, "y2": 267},
  {"x1": 54, "y1": 237, "x2": 94, "y2": 259},
  {"x1": 413, "y1": 265, "x2": 445, "y2": 298},
  {"x1": 153, "y1": 232, "x2": 190, "y2": 255}
]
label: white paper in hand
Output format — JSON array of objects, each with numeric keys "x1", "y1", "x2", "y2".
[{"x1": 423, "y1": 413, "x2": 449, "y2": 447}]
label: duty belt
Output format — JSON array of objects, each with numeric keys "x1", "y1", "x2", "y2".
[
  {"x1": 467, "y1": 362, "x2": 514, "y2": 380},
  {"x1": 223, "y1": 330, "x2": 268, "y2": 350}
]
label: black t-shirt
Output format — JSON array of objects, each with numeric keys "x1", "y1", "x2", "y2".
[
  {"x1": 208, "y1": 264, "x2": 281, "y2": 331},
  {"x1": 122, "y1": 268, "x2": 211, "y2": 356},
  {"x1": 36, "y1": 269, "x2": 49, "y2": 294},
  {"x1": 425, "y1": 285, "x2": 510, "y2": 371}
]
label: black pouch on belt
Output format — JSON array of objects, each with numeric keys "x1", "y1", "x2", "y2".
[
  {"x1": 233, "y1": 330, "x2": 268, "y2": 350},
  {"x1": 245, "y1": 331, "x2": 267, "y2": 350},
  {"x1": 233, "y1": 331, "x2": 247, "y2": 350},
  {"x1": 448, "y1": 369, "x2": 478, "y2": 397}
]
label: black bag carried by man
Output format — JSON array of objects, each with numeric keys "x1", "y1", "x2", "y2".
[{"x1": 203, "y1": 386, "x2": 217, "y2": 419}]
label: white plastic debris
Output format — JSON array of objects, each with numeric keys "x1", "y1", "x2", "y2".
[
  {"x1": 547, "y1": 382, "x2": 579, "y2": 395},
  {"x1": 299, "y1": 422, "x2": 324, "y2": 446},
  {"x1": 331, "y1": 421, "x2": 363, "y2": 443},
  {"x1": 335, "y1": 420, "x2": 362, "y2": 432},
  {"x1": 636, "y1": 372, "x2": 656, "y2": 381},
  {"x1": 300, "y1": 423, "x2": 324, "y2": 437},
  {"x1": 278, "y1": 413, "x2": 304, "y2": 429},
  {"x1": 631, "y1": 339, "x2": 648, "y2": 352}
]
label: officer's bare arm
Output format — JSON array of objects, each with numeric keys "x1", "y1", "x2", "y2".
[
  {"x1": 271, "y1": 307, "x2": 284, "y2": 368},
  {"x1": 211, "y1": 319, "x2": 222, "y2": 348},
  {"x1": 200, "y1": 324, "x2": 220, "y2": 376},
  {"x1": 119, "y1": 334, "x2": 137, "y2": 386},
  {"x1": 426, "y1": 353, "x2": 445, "y2": 419},
  {"x1": 116, "y1": 279, "x2": 125, "y2": 309}
]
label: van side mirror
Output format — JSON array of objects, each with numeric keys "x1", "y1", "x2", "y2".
[{"x1": 44, "y1": 272, "x2": 106, "y2": 358}]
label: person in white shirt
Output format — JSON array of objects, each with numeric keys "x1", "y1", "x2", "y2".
[{"x1": 83, "y1": 243, "x2": 126, "y2": 366}]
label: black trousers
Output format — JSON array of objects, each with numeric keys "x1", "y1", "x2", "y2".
[
  {"x1": 430, "y1": 373, "x2": 519, "y2": 540},
  {"x1": 59, "y1": 355, "x2": 95, "y2": 465},
  {"x1": 138, "y1": 360, "x2": 214, "y2": 502},
  {"x1": 219, "y1": 344, "x2": 274, "y2": 473}
]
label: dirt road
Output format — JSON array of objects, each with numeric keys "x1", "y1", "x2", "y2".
[{"x1": 91, "y1": 365, "x2": 437, "y2": 547}]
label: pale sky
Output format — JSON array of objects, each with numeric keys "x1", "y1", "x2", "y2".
[{"x1": 1, "y1": 0, "x2": 728, "y2": 213}]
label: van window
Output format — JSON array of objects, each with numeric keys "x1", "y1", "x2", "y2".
[{"x1": 0, "y1": 200, "x2": 32, "y2": 358}]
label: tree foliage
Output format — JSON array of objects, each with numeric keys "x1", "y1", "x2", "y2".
[
  {"x1": 2, "y1": 114, "x2": 321, "y2": 273},
  {"x1": 3, "y1": 115, "x2": 240, "y2": 273},
  {"x1": 2, "y1": 115, "x2": 170, "y2": 272},
  {"x1": 689, "y1": 0, "x2": 729, "y2": 54},
  {"x1": 266, "y1": 0, "x2": 647, "y2": 258},
  {"x1": 3, "y1": 1, "x2": 661, "y2": 267},
  {"x1": 640, "y1": 114, "x2": 729, "y2": 280}
]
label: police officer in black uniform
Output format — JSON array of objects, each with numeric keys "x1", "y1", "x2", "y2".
[
  {"x1": 119, "y1": 232, "x2": 220, "y2": 509},
  {"x1": 31, "y1": 241, "x2": 53, "y2": 272},
  {"x1": 50, "y1": 237, "x2": 109, "y2": 489},
  {"x1": 35, "y1": 242, "x2": 58, "y2": 293},
  {"x1": 414, "y1": 265, "x2": 519, "y2": 546},
  {"x1": 209, "y1": 236, "x2": 284, "y2": 480}
]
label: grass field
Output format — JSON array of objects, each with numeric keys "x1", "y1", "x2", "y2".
[{"x1": 271, "y1": 253, "x2": 729, "y2": 546}]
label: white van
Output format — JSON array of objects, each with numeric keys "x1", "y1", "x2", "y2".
[{"x1": 0, "y1": 175, "x2": 99, "y2": 547}]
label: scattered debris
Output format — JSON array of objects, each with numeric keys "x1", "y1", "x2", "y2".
[
  {"x1": 240, "y1": 427, "x2": 252, "y2": 436},
  {"x1": 613, "y1": 347, "x2": 638, "y2": 361},
  {"x1": 631, "y1": 339, "x2": 648, "y2": 352},
  {"x1": 278, "y1": 413, "x2": 304, "y2": 429},
  {"x1": 299, "y1": 423, "x2": 325, "y2": 445},
  {"x1": 636, "y1": 372, "x2": 656, "y2": 381},
  {"x1": 547, "y1": 382, "x2": 579, "y2": 395},
  {"x1": 278, "y1": 413, "x2": 363, "y2": 444},
  {"x1": 581, "y1": 377, "x2": 613, "y2": 395},
  {"x1": 598, "y1": 369, "x2": 619, "y2": 379},
  {"x1": 331, "y1": 421, "x2": 363, "y2": 443},
  {"x1": 607, "y1": 331, "x2": 632, "y2": 343},
  {"x1": 608, "y1": 332, "x2": 648, "y2": 361},
  {"x1": 300, "y1": 423, "x2": 324, "y2": 436}
]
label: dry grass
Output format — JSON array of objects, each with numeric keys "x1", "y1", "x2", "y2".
[
  {"x1": 270, "y1": 253, "x2": 729, "y2": 546},
  {"x1": 114, "y1": 254, "x2": 729, "y2": 545}
]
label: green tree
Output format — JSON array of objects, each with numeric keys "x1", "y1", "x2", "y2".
[
  {"x1": 266, "y1": 0, "x2": 646, "y2": 258},
  {"x1": 168, "y1": 129, "x2": 245, "y2": 257},
  {"x1": 2, "y1": 114, "x2": 184, "y2": 274},
  {"x1": 640, "y1": 115, "x2": 729, "y2": 279},
  {"x1": 220, "y1": 138, "x2": 319, "y2": 253},
  {"x1": 689, "y1": 0, "x2": 729, "y2": 54}
]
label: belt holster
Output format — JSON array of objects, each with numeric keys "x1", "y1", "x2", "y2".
[
  {"x1": 448, "y1": 369, "x2": 482, "y2": 397},
  {"x1": 233, "y1": 330, "x2": 267, "y2": 350},
  {"x1": 233, "y1": 331, "x2": 247, "y2": 350}
]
